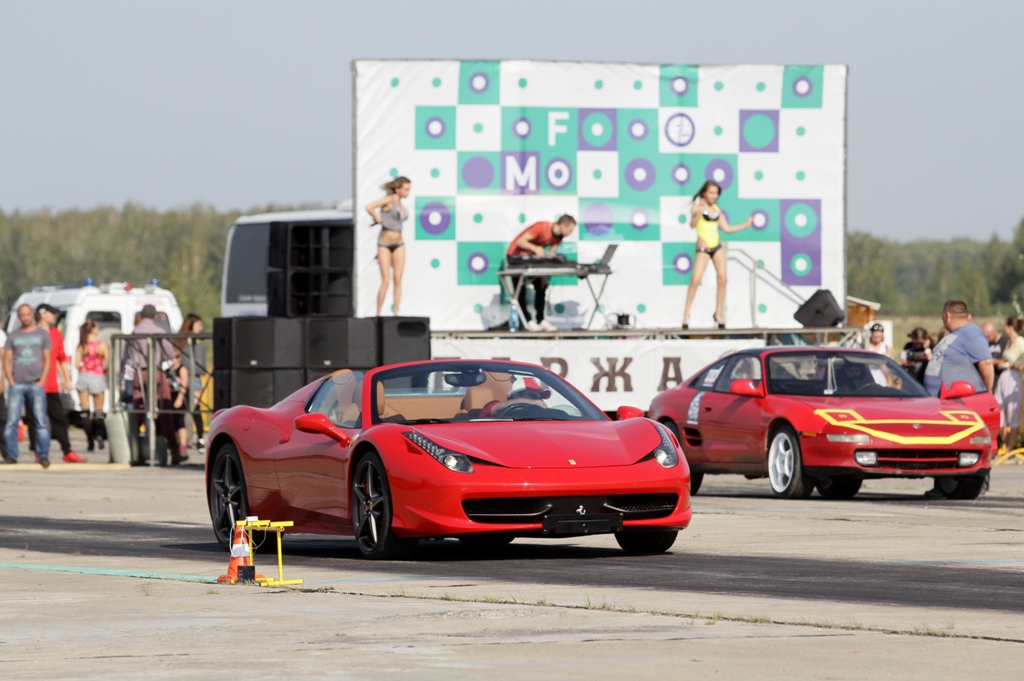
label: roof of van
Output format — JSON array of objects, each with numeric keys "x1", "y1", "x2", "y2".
[{"x1": 233, "y1": 207, "x2": 353, "y2": 226}]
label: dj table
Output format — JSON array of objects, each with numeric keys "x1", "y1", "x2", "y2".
[{"x1": 497, "y1": 248, "x2": 616, "y2": 330}]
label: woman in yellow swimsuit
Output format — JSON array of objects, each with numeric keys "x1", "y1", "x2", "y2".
[{"x1": 682, "y1": 180, "x2": 753, "y2": 329}]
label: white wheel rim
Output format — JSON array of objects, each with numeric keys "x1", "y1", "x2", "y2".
[{"x1": 769, "y1": 432, "x2": 795, "y2": 492}]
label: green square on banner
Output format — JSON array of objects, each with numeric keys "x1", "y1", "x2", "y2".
[
  {"x1": 501, "y1": 107, "x2": 578, "y2": 155},
  {"x1": 663, "y1": 153, "x2": 738, "y2": 200},
  {"x1": 459, "y1": 61, "x2": 500, "y2": 105},
  {"x1": 579, "y1": 197, "x2": 660, "y2": 241},
  {"x1": 415, "y1": 197, "x2": 456, "y2": 240},
  {"x1": 782, "y1": 65, "x2": 824, "y2": 109},
  {"x1": 663, "y1": 242, "x2": 696, "y2": 286},
  {"x1": 618, "y1": 108, "x2": 659, "y2": 157},
  {"x1": 457, "y1": 241, "x2": 507, "y2": 286},
  {"x1": 660, "y1": 65, "x2": 699, "y2": 107},
  {"x1": 717, "y1": 196, "x2": 780, "y2": 242},
  {"x1": 549, "y1": 241, "x2": 578, "y2": 287},
  {"x1": 457, "y1": 152, "x2": 501, "y2": 194},
  {"x1": 415, "y1": 106, "x2": 456, "y2": 149}
]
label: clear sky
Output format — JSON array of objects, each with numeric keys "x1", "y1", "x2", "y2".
[{"x1": 1, "y1": 0, "x2": 1021, "y2": 241}]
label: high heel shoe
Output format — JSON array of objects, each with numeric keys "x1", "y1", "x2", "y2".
[
  {"x1": 713, "y1": 315, "x2": 725, "y2": 329},
  {"x1": 682, "y1": 323, "x2": 689, "y2": 330}
]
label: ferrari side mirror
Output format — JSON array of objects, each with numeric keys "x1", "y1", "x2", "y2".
[
  {"x1": 295, "y1": 413, "x2": 351, "y2": 446},
  {"x1": 729, "y1": 379, "x2": 764, "y2": 398},
  {"x1": 940, "y1": 381, "x2": 976, "y2": 400},
  {"x1": 615, "y1": 406, "x2": 645, "y2": 420}
]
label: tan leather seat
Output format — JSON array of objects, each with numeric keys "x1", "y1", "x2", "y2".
[{"x1": 461, "y1": 372, "x2": 514, "y2": 412}]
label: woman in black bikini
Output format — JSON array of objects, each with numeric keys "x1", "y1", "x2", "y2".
[
  {"x1": 364, "y1": 176, "x2": 410, "y2": 316},
  {"x1": 682, "y1": 180, "x2": 753, "y2": 329}
]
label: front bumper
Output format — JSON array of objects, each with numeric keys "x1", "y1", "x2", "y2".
[{"x1": 800, "y1": 435, "x2": 992, "y2": 479}]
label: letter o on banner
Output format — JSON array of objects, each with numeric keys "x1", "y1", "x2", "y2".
[{"x1": 546, "y1": 158, "x2": 572, "y2": 190}]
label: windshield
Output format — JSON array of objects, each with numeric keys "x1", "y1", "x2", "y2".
[
  {"x1": 371, "y1": 361, "x2": 606, "y2": 424},
  {"x1": 767, "y1": 352, "x2": 929, "y2": 398}
]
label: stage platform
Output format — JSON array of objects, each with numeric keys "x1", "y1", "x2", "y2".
[{"x1": 431, "y1": 327, "x2": 866, "y2": 411}]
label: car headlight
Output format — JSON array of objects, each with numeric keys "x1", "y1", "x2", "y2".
[
  {"x1": 651, "y1": 424, "x2": 679, "y2": 468},
  {"x1": 403, "y1": 431, "x2": 474, "y2": 473},
  {"x1": 827, "y1": 433, "x2": 871, "y2": 444},
  {"x1": 958, "y1": 452, "x2": 980, "y2": 467},
  {"x1": 854, "y1": 451, "x2": 878, "y2": 466},
  {"x1": 969, "y1": 436, "x2": 991, "y2": 445}
]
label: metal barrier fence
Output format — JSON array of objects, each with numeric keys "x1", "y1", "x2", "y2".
[{"x1": 108, "y1": 333, "x2": 213, "y2": 467}]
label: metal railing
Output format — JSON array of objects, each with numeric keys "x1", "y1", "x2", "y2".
[
  {"x1": 108, "y1": 332, "x2": 213, "y2": 467},
  {"x1": 726, "y1": 247, "x2": 808, "y2": 328},
  {"x1": 431, "y1": 326, "x2": 867, "y2": 346}
]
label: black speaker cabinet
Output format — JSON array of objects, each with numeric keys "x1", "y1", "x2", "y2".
[
  {"x1": 306, "y1": 317, "x2": 378, "y2": 370},
  {"x1": 794, "y1": 289, "x2": 845, "y2": 327},
  {"x1": 268, "y1": 222, "x2": 354, "y2": 271},
  {"x1": 377, "y1": 317, "x2": 431, "y2": 365},
  {"x1": 267, "y1": 271, "x2": 353, "y2": 317},
  {"x1": 267, "y1": 220, "x2": 354, "y2": 317},
  {"x1": 213, "y1": 317, "x2": 304, "y2": 369},
  {"x1": 213, "y1": 369, "x2": 306, "y2": 410}
]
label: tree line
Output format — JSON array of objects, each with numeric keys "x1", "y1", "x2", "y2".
[{"x1": 2, "y1": 204, "x2": 1022, "y2": 322}]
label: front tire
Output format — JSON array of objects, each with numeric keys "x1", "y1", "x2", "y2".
[
  {"x1": 615, "y1": 530, "x2": 678, "y2": 555},
  {"x1": 943, "y1": 476, "x2": 986, "y2": 500},
  {"x1": 351, "y1": 452, "x2": 418, "y2": 560},
  {"x1": 208, "y1": 442, "x2": 248, "y2": 551},
  {"x1": 816, "y1": 478, "x2": 862, "y2": 499},
  {"x1": 767, "y1": 425, "x2": 814, "y2": 499}
]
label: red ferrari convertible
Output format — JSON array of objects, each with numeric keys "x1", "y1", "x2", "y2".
[
  {"x1": 649, "y1": 347, "x2": 998, "y2": 500},
  {"x1": 206, "y1": 360, "x2": 691, "y2": 559}
]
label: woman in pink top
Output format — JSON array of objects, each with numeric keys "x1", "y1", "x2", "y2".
[{"x1": 75, "y1": 320, "x2": 109, "y2": 451}]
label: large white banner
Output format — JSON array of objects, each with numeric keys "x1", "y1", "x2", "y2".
[
  {"x1": 431, "y1": 337, "x2": 761, "y2": 411},
  {"x1": 355, "y1": 60, "x2": 847, "y2": 331}
]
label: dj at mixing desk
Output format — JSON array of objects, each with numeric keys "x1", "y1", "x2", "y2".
[{"x1": 498, "y1": 245, "x2": 617, "y2": 330}]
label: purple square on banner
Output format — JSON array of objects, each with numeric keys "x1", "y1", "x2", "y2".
[
  {"x1": 500, "y1": 151, "x2": 540, "y2": 195},
  {"x1": 578, "y1": 108, "x2": 617, "y2": 151},
  {"x1": 780, "y1": 199, "x2": 821, "y2": 286},
  {"x1": 739, "y1": 110, "x2": 779, "y2": 153}
]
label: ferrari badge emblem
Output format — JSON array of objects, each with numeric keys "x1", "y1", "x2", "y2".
[
  {"x1": 576, "y1": 505, "x2": 586, "y2": 515},
  {"x1": 568, "y1": 459, "x2": 576, "y2": 465}
]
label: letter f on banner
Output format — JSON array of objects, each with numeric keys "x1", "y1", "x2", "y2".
[{"x1": 548, "y1": 111, "x2": 569, "y2": 146}]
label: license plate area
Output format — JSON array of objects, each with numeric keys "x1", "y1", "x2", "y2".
[{"x1": 542, "y1": 513, "x2": 623, "y2": 536}]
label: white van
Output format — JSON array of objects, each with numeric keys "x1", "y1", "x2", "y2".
[
  {"x1": 5, "y1": 282, "x2": 184, "y2": 410},
  {"x1": 221, "y1": 204, "x2": 353, "y2": 317}
]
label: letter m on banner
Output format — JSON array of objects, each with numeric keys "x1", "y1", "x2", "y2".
[
  {"x1": 591, "y1": 358, "x2": 633, "y2": 392},
  {"x1": 502, "y1": 151, "x2": 539, "y2": 194}
]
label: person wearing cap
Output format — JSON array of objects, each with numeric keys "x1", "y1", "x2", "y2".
[
  {"x1": 23, "y1": 304, "x2": 85, "y2": 463},
  {"x1": 130, "y1": 304, "x2": 186, "y2": 464},
  {"x1": 3, "y1": 304, "x2": 52, "y2": 467},
  {"x1": 867, "y1": 323, "x2": 891, "y2": 358}
]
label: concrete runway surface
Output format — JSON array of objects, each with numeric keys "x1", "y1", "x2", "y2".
[{"x1": 1, "y1": 437, "x2": 1023, "y2": 679}]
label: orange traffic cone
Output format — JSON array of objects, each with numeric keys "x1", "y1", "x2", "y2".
[{"x1": 217, "y1": 524, "x2": 264, "y2": 584}]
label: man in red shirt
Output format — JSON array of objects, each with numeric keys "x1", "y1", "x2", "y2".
[
  {"x1": 26, "y1": 304, "x2": 85, "y2": 463},
  {"x1": 506, "y1": 214, "x2": 576, "y2": 331}
]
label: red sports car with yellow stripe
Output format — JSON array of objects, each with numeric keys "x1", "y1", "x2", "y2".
[{"x1": 649, "y1": 347, "x2": 998, "y2": 500}]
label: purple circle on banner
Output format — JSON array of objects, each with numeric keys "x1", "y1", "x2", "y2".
[
  {"x1": 467, "y1": 252, "x2": 489, "y2": 275},
  {"x1": 671, "y1": 163, "x2": 691, "y2": 185},
  {"x1": 462, "y1": 156, "x2": 494, "y2": 189},
  {"x1": 628, "y1": 118, "x2": 648, "y2": 140},
  {"x1": 512, "y1": 117, "x2": 531, "y2": 139},
  {"x1": 751, "y1": 209, "x2": 769, "y2": 231},
  {"x1": 624, "y1": 158, "x2": 656, "y2": 191},
  {"x1": 583, "y1": 202, "x2": 614, "y2": 236},
  {"x1": 546, "y1": 157, "x2": 572, "y2": 190},
  {"x1": 705, "y1": 158, "x2": 734, "y2": 191},
  {"x1": 793, "y1": 76, "x2": 813, "y2": 98},
  {"x1": 469, "y1": 72, "x2": 490, "y2": 93},
  {"x1": 674, "y1": 253, "x2": 692, "y2": 274},
  {"x1": 630, "y1": 208, "x2": 650, "y2": 230},
  {"x1": 671, "y1": 76, "x2": 689, "y2": 95},
  {"x1": 419, "y1": 202, "x2": 451, "y2": 235},
  {"x1": 664, "y1": 113, "x2": 695, "y2": 147},
  {"x1": 425, "y1": 116, "x2": 445, "y2": 139}
]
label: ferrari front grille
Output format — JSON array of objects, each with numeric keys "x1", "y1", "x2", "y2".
[
  {"x1": 463, "y1": 494, "x2": 678, "y2": 524},
  {"x1": 872, "y1": 450, "x2": 963, "y2": 471}
]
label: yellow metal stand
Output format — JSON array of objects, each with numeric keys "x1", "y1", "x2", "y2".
[
  {"x1": 241, "y1": 519, "x2": 303, "y2": 587},
  {"x1": 993, "y1": 447, "x2": 1024, "y2": 466}
]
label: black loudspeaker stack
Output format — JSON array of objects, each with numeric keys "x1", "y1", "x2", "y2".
[
  {"x1": 794, "y1": 289, "x2": 845, "y2": 327},
  {"x1": 213, "y1": 316, "x2": 432, "y2": 410},
  {"x1": 267, "y1": 221, "x2": 354, "y2": 317}
]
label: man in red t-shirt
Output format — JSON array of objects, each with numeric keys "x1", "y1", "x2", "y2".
[
  {"x1": 25, "y1": 304, "x2": 85, "y2": 463},
  {"x1": 506, "y1": 214, "x2": 576, "y2": 331}
]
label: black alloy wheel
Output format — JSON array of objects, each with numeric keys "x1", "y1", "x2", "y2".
[
  {"x1": 816, "y1": 478, "x2": 863, "y2": 500},
  {"x1": 615, "y1": 530, "x2": 679, "y2": 555},
  {"x1": 662, "y1": 420, "x2": 702, "y2": 495},
  {"x1": 351, "y1": 452, "x2": 418, "y2": 560},
  {"x1": 209, "y1": 442, "x2": 248, "y2": 551}
]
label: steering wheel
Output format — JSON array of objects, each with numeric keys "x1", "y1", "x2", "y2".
[{"x1": 494, "y1": 400, "x2": 545, "y2": 417}]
